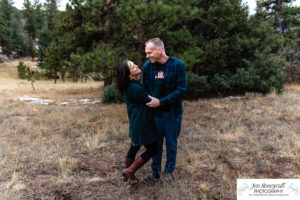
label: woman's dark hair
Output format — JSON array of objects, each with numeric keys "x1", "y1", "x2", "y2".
[{"x1": 116, "y1": 59, "x2": 130, "y2": 93}]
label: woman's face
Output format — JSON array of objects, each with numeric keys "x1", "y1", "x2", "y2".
[{"x1": 128, "y1": 61, "x2": 141, "y2": 76}]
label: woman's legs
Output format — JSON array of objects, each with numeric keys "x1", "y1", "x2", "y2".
[
  {"x1": 122, "y1": 141, "x2": 158, "y2": 185},
  {"x1": 141, "y1": 141, "x2": 158, "y2": 162},
  {"x1": 126, "y1": 144, "x2": 141, "y2": 160},
  {"x1": 126, "y1": 140, "x2": 158, "y2": 162},
  {"x1": 123, "y1": 144, "x2": 141, "y2": 182}
]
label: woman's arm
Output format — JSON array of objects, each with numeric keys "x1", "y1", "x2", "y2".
[{"x1": 128, "y1": 72, "x2": 164, "y2": 104}]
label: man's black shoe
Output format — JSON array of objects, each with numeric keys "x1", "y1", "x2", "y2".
[{"x1": 143, "y1": 173, "x2": 160, "y2": 185}]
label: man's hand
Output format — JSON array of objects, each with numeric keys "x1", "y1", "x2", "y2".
[{"x1": 146, "y1": 95, "x2": 160, "y2": 108}]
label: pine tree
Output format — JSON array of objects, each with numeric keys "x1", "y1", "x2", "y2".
[
  {"x1": 39, "y1": 0, "x2": 291, "y2": 96},
  {"x1": 42, "y1": 0, "x2": 122, "y2": 85},
  {"x1": 23, "y1": 0, "x2": 36, "y2": 38},
  {"x1": 38, "y1": 0, "x2": 61, "y2": 83},
  {"x1": 33, "y1": 0, "x2": 44, "y2": 34},
  {"x1": 0, "y1": 13, "x2": 11, "y2": 55},
  {"x1": 0, "y1": 0, "x2": 31, "y2": 57},
  {"x1": 0, "y1": 0, "x2": 13, "y2": 55},
  {"x1": 23, "y1": 0, "x2": 43, "y2": 58},
  {"x1": 0, "y1": 0, "x2": 13, "y2": 25},
  {"x1": 257, "y1": 0, "x2": 300, "y2": 83},
  {"x1": 10, "y1": 13, "x2": 26, "y2": 57},
  {"x1": 44, "y1": 0, "x2": 58, "y2": 36}
]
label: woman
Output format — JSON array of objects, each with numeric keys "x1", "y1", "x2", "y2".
[{"x1": 117, "y1": 59, "x2": 164, "y2": 185}]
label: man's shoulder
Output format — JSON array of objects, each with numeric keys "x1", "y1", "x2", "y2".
[
  {"x1": 143, "y1": 60, "x2": 152, "y2": 69},
  {"x1": 169, "y1": 56, "x2": 184, "y2": 66}
]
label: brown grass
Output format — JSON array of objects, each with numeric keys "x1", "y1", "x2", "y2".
[
  {"x1": 0, "y1": 61, "x2": 300, "y2": 199},
  {"x1": 0, "y1": 60, "x2": 102, "y2": 100}
]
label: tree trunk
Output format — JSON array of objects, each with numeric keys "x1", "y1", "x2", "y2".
[
  {"x1": 31, "y1": 81, "x2": 35, "y2": 91},
  {"x1": 54, "y1": 71, "x2": 57, "y2": 84},
  {"x1": 104, "y1": 77, "x2": 112, "y2": 86},
  {"x1": 274, "y1": 0, "x2": 281, "y2": 30}
]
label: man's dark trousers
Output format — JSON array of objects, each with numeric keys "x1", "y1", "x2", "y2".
[{"x1": 151, "y1": 111, "x2": 182, "y2": 174}]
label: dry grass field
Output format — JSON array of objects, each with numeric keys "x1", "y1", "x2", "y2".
[{"x1": 0, "y1": 60, "x2": 299, "y2": 200}]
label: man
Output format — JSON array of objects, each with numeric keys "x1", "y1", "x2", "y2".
[{"x1": 142, "y1": 38, "x2": 187, "y2": 182}]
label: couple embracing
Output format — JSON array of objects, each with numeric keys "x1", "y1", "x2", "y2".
[{"x1": 116, "y1": 38, "x2": 187, "y2": 185}]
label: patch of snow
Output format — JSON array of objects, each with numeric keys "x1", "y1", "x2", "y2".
[
  {"x1": 0, "y1": 54, "x2": 9, "y2": 62},
  {"x1": 80, "y1": 99, "x2": 90, "y2": 102},
  {"x1": 68, "y1": 99, "x2": 77, "y2": 102},
  {"x1": 13, "y1": 96, "x2": 100, "y2": 106},
  {"x1": 79, "y1": 99, "x2": 100, "y2": 104},
  {"x1": 14, "y1": 96, "x2": 53, "y2": 105},
  {"x1": 224, "y1": 96, "x2": 234, "y2": 100}
]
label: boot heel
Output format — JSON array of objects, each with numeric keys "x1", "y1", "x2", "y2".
[
  {"x1": 121, "y1": 169, "x2": 127, "y2": 178},
  {"x1": 123, "y1": 158, "x2": 133, "y2": 182}
]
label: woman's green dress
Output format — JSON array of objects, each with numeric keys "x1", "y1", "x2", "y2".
[{"x1": 125, "y1": 79, "x2": 163, "y2": 146}]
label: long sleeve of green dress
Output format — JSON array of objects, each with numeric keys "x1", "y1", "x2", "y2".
[
  {"x1": 127, "y1": 79, "x2": 163, "y2": 104},
  {"x1": 125, "y1": 79, "x2": 163, "y2": 146}
]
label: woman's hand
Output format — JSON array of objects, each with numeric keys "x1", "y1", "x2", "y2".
[{"x1": 155, "y1": 71, "x2": 164, "y2": 79}]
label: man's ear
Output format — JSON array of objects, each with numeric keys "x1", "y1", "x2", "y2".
[{"x1": 158, "y1": 48, "x2": 163, "y2": 54}]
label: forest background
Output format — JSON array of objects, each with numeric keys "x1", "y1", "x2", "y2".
[{"x1": 1, "y1": 0, "x2": 300, "y2": 100}]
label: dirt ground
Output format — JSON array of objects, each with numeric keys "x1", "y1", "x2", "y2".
[{"x1": 0, "y1": 60, "x2": 299, "y2": 200}]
